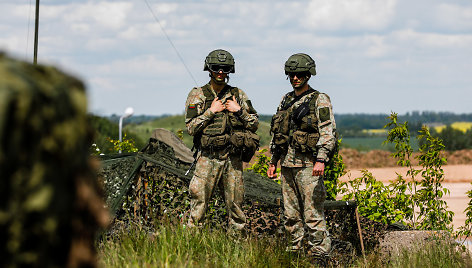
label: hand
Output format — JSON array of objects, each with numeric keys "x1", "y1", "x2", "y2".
[
  {"x1": 209, "y1": 97, "x2": 225, "y2": 113},
  {"x1": 312, "y1": 161, "x2": 325, "y2": 176},
  {"x1": 267, "y1": 163, "x2": 277, "y2": 179},
  {"x1": 225, "y1": 96, "x2": 241, "y2": 113}
]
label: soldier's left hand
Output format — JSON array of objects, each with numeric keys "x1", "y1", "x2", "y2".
[
  {"x1": 312, "y1": 162, "x2": 325, "y2": 176},
  {"x1": 225, "y1": 96, "x2": 241, "y2": 113}
]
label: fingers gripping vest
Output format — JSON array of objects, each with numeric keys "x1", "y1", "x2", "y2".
[{"x1": 199, "y1": 85, "x2": 233, "y2": 150}]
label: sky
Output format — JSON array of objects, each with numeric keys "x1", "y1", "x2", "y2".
[{"x1": 1, "y1": 0, "x2": 471, "y2": 116}]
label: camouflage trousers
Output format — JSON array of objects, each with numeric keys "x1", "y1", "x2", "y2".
[
  {"x1": 281, "y1": 166, "x2": 331, "y2": 254},
  {"x1": 188, "y1": 154, "x2": 246, "y2": 231}
]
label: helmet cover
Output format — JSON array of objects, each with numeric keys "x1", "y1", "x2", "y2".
[
  {"x1": 284, "y1": 53, "x2": 316, "y2": 76},
  {"x1": 203, "y1": 49, "x2": 235, "y2": 73}
]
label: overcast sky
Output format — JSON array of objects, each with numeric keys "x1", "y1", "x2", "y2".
[{"x1": 1, "y1": 0, "x2": 471, "y2": 116}]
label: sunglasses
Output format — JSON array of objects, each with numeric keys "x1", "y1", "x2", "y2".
[
  {"x1": 288, "y1": 72, "x2": 309, "y2": 79},
  {"x1": 209, "y1": 64, "x2": 232, "y2": 73}
]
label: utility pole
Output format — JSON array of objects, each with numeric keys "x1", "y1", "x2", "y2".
[{"x1": 34, "y1": 0, "x2": 40, "y2": 65}]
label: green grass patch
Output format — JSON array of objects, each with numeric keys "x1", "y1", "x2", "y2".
[
  {"x1": 342, "y1": 137, "x2": 420, "y2": 152},
  {"x1": 98, "y1": 222, "x2": 312, "y2": 268},
  {"x1": 98, "y1": 222, "x2": 472, "y2": 267}
]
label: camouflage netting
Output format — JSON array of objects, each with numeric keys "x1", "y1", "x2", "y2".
[{"x1": 99, "y1": 128, "x2": 390, "y2": 263}]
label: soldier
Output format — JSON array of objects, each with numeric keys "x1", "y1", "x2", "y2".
[
  {"x1": 267, "y1": 53, "x2": 336, "y2": 257},
  {"x1": 0, "y1": 52, "x2": 110, "y2": 267},
  {"x1": 185, "y1": 49, "x2": 259, "y2": 234}
]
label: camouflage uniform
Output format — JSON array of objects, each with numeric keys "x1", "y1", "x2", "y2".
[
  {"x1": 270, "y1": 86, "x2": 336, "y2": 254},
  {"x1": 0, "y1": 53, "x2": 109, "y2": 267},
  {"x1": 185, "y1": 83, "x2": 258, "y2": 231}
]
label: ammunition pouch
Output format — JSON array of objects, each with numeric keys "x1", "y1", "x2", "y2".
[
  {"x1": 291, "y1": 130, "x2": 319, "y2": 153},
  {"x1": 230, "y1": 130, "x2": 260, "y2": 162},
  {"x1": 270, "y1": 110, "x2": 291, "y2": 154},
  {"x1": 200, "y1": 133, "x2": 231, "y2": 150},
  {"x1": 270, "y1": 110, "x2": 290, "y2": 136}
]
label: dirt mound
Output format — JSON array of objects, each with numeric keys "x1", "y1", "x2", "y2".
[{"x1": 341, "y1": 148, "x2": 472, "y2": 169}]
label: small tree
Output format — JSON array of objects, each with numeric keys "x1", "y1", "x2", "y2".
[
  {"x1": 416, "y1": 126, "x2": 454, "y2": 231},
  {"x1": 324, "y1": 139, "x2": 346, "y2": 201},
  {"x1": 107, "y1": 134, "x2": 139, "y2": 153}
]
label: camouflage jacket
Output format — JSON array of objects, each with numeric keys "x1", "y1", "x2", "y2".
[
  {"x1": 270, "y1": 86, "x2": 337, "y2": 167},
  {"x1": 185, "y1": 82, "x2": 259, "y2": 137}
]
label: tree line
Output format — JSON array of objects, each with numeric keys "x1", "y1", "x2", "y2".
[{"x1": 91, "y1": 111, "x2": 472, "y2": 152}]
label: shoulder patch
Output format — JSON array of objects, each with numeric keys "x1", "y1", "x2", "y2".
[
  {"x1": 319, "y1": 107, "x2": 330, "y2": 122},
  {"x1": 186, "y1": 104, "x2": 198, "y2": 119}
]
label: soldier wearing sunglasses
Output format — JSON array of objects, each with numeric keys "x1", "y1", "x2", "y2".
[
  {"x1": 268, "y1": 53, "x2": 337, "y2": 259},
  {"x1": 184, "y1": 49, "x2": 259, "y2": 236}
]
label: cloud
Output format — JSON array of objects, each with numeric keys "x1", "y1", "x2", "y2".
[
  {"x1": 63, "y1": 2, "x2": 133, "y2": 30},
  {"x1": 434, "y1": 3, "x2": 472, "y2": 31},
  {"x1": 304, "y1": 0, "x2": 397, "y2": 31}
]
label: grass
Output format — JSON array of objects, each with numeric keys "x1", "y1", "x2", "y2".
[
  {"x1": 98, "y1": 222, "x2": 312, "y2": 267},
  {"x1": 98, "y1": 221, "x2": 472, "y2": 268}
]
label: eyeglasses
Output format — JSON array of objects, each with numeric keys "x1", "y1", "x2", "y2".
[
  {"x1": 287, "y1": 72, "x2": 309, "y2": 79},
  {"x1": 208, "y1": 64, "x2": 232, "y2": 73}
]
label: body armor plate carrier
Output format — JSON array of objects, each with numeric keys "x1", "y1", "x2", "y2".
[
  {"x1": 270, "y1": 89, "x2": 321, "y2": 155},
  {"x1": 196, "y1": 84, "x2": 259, "y2": 162}
]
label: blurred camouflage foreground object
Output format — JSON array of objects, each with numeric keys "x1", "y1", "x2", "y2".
[{"x1": 0, "y1": 53, "x2": 110, "y2": 267}]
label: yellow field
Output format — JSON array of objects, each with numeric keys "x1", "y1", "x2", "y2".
[
  {"x1": 362, "y1": 129, "x2": 388, "y2": 135},
  {"x1": 434, "y1": 122, "x2": 472, "y2": 133}
]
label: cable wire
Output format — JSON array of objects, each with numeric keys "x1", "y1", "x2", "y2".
[
  {"x1": 142, "y1": 0, "x2": 199, "y2": 87},
  {"x1": 25, "y1": 0, "x2": 33, "y2": 60}
]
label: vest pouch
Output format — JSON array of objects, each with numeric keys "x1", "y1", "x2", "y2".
[
  {"x1": 273, "y1": 133, "x2": 289, "y2": 146},
  {"x1": 242, "y1": 131, "x2": 260, "y2": 162},
  {"x1": 292, "y1": 130, "x2": 310, "y2": 153},
  {"x1": 270, "y1": 110, "x2": 290, "y2": 135},
  {"x1": 292, "y1": 130, "x2": 308, "y2": 145},
  {"x1": 230, "y1": 131, "x2": 260, "y2": 162},
  {"x1": 202, "y1": 113, "x2": 227, "y2": 136},
  {"x1": 300, "y1": 113, "x2": 318, "y2": 132},
  {"x1": 228, "y1": 113, "x2": 244, "y2": 128},
  {"x1": 230, "y1": 131, "x2": 245, "y2": 147},
  {"x1": 306, "y1": 133, "x2": 320, "y2": 148},
  {"x1": 200, "y1": 134, "x2": 230, "y2": 149}
]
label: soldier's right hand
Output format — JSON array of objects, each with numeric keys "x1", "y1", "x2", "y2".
[{"x1": 210, "y1": 97, "x2": 225, "y2": 113}]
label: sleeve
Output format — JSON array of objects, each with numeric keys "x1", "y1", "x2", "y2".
[
  {"x1": 184, "y1": 87, "x2": 215, "y2": 136},
  {"x1": 315, "y1": 93, "x2": 337, "y2": 162},
  {"x1": 236, "y1": 89, "x2": 259, "y2": 132}
]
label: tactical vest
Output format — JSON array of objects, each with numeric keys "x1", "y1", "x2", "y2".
[
  {"x1": 197, "y1": 84, "x2": 259, "y2": 161},
  {"x1": 270, "y1": 90, "x2": 321, "y2": 155}
]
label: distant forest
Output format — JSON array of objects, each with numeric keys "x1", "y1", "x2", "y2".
[
  {"x1": 105, "y1": 111, "x2": 472, "y2": 138},
  {"x1": 93, "y1": 111, "x2": 472, "y2": 152},
  {"x1": 111, "y1": 111, "x2": 472, "y2": 127},
  {"x1": 255, "y1": 111, "x2": 472, "y2": 137}
]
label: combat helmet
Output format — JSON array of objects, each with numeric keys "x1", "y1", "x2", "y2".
[
  {"x1": 284, "y1": 53, "x2": 316, "y2": 76},
  {"x1": 203, "y1": 49, "x2": 235, "y2": 73}
]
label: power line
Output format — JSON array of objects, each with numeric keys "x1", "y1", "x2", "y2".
[{"x1": 142, "y1": 0, "x2": 199, "y2": 87}]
